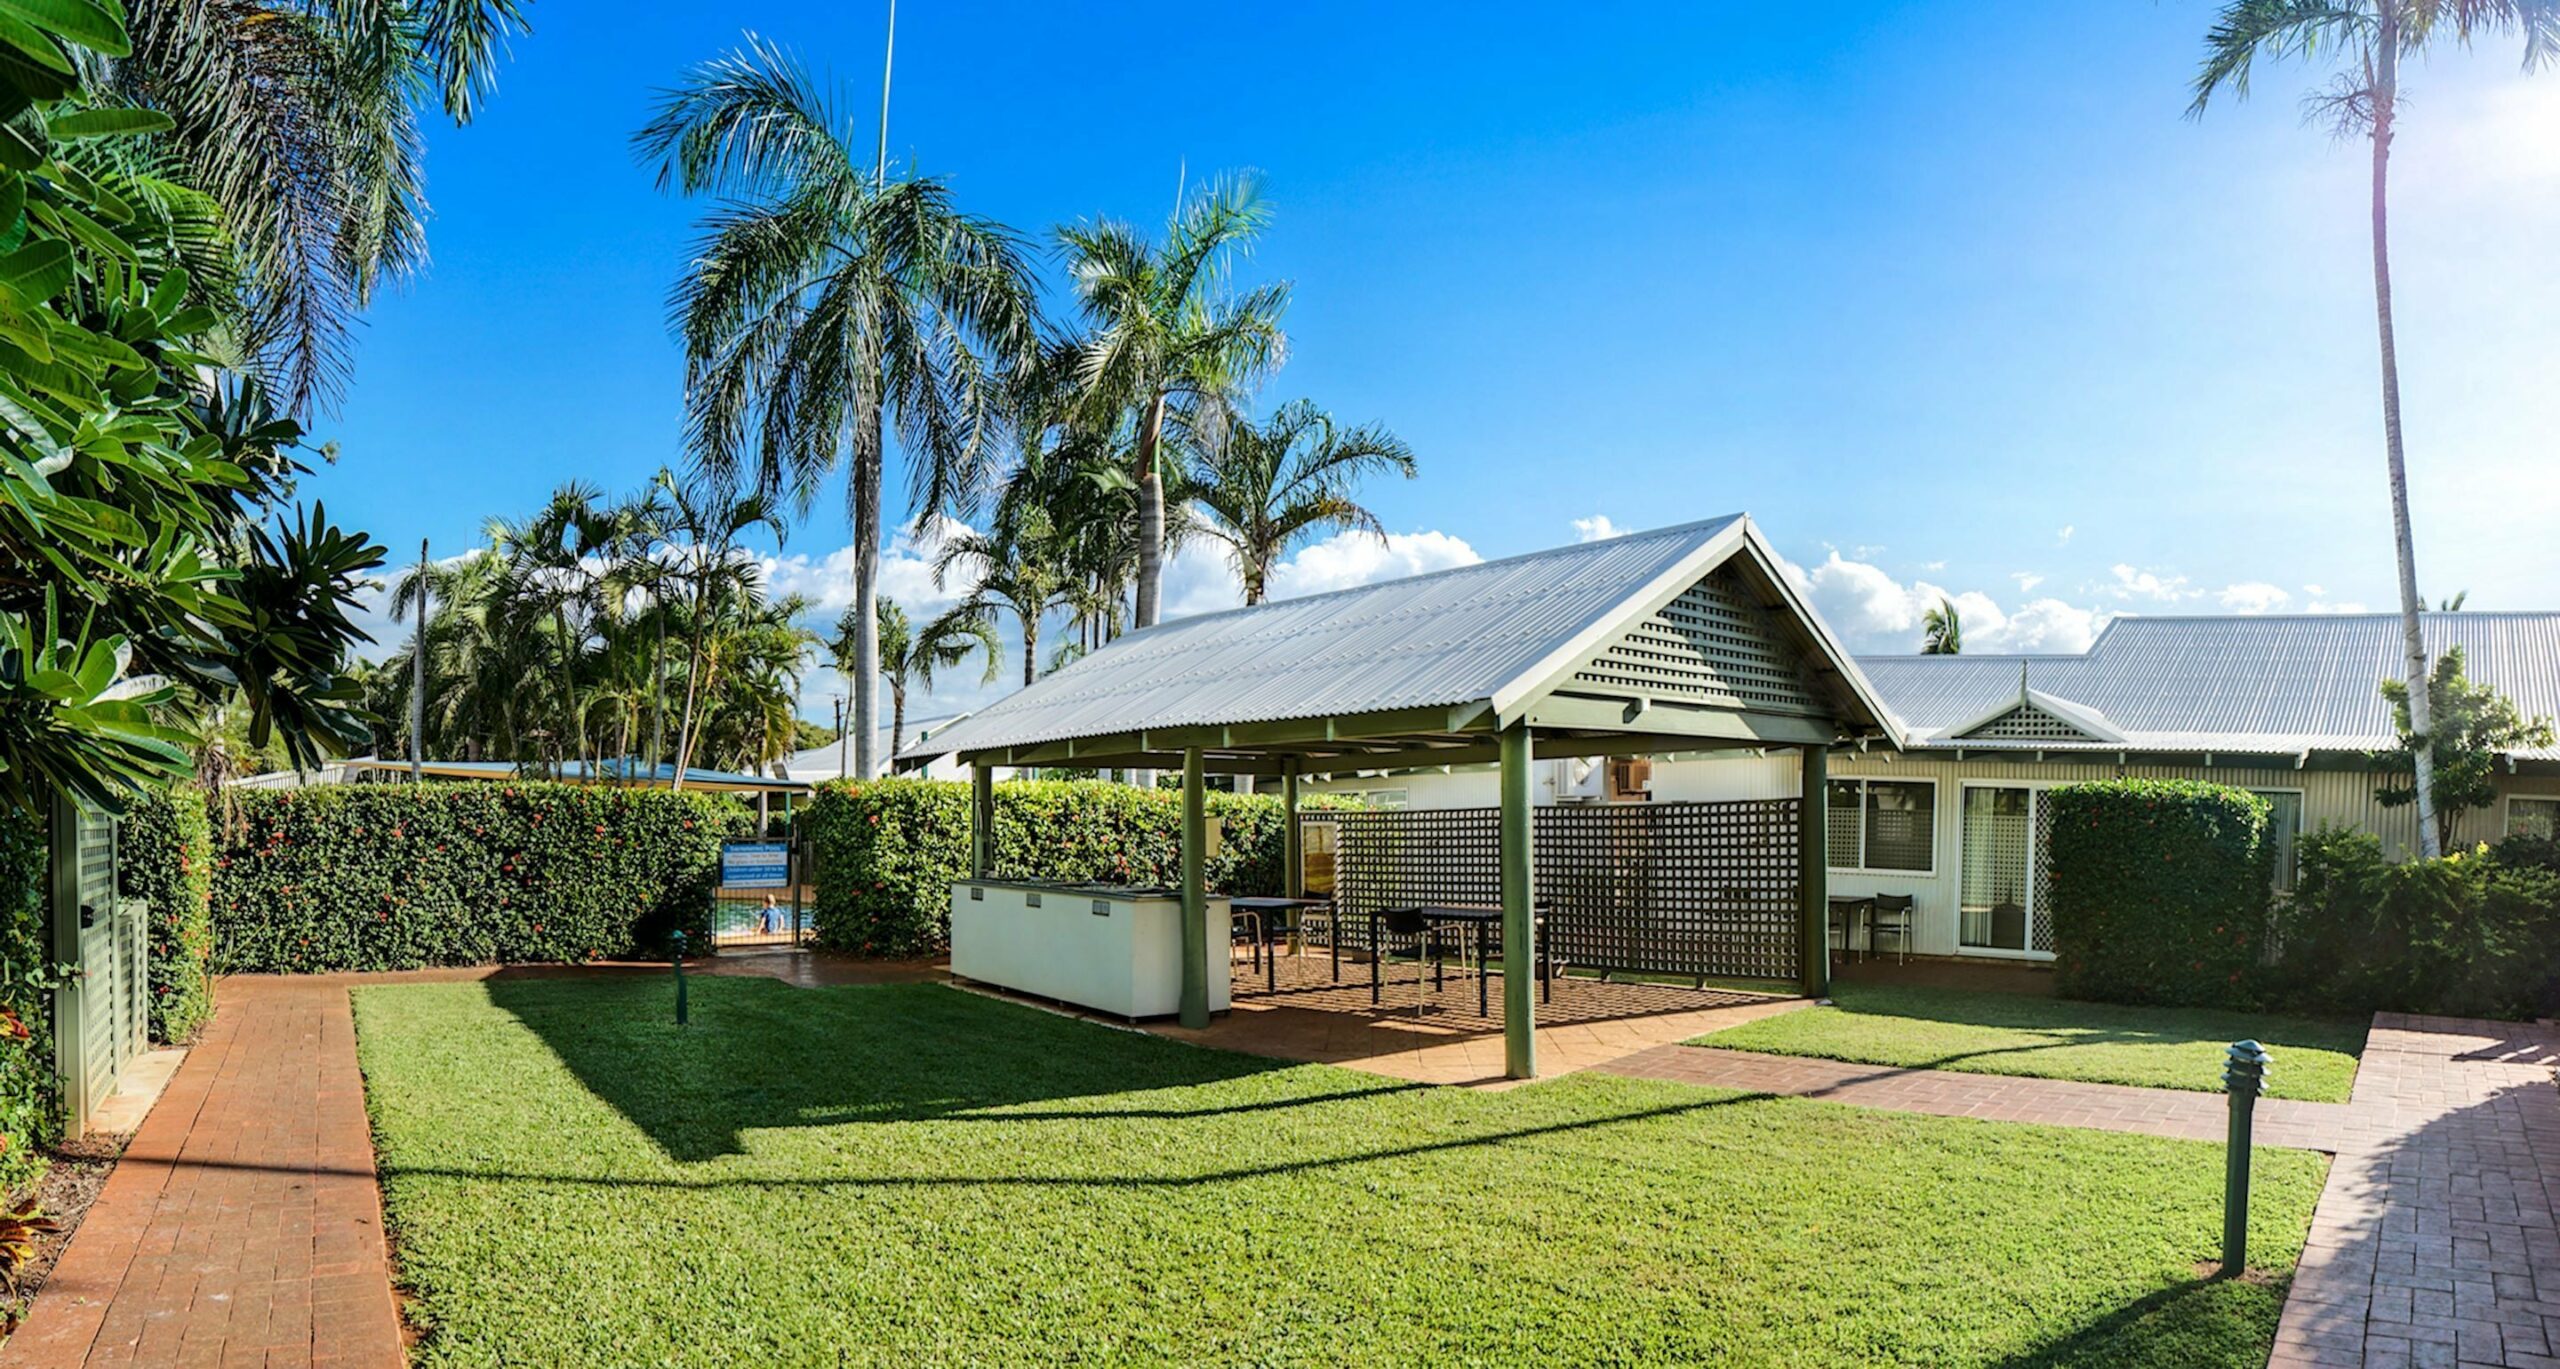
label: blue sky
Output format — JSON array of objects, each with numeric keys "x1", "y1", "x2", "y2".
[{"x1": 309, "y1": 1, "x2": 2560, "y2": 723}]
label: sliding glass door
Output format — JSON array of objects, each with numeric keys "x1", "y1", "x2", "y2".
[{"x1": 1959, "y1": 785, "x2": 2054, "y2": 956}]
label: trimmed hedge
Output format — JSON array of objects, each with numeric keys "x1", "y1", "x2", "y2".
[
  {"x1": 2049, "y1": 779, "x2": 2273, "y2": 1008},
  {"x1": 211, "y1": 783, "x2": 748, "y2": 972},
  {"x1": 0, "y1": 809, "x2": 53, "y2": 1197},
  {"x1": 121, "y1": 789, "x2": 214, "y2": 1043},
  {"x1": 805, "y1": 778, "x2": 1326, "y2": 957},
  {"x1": 2271, "y1": 829, "x2": 2560, "y2": 1021}
]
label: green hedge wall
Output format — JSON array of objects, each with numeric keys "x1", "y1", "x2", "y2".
[
  {"x1": 2270, "y1": 829, "x2": 2560, "y2": 1020},
  {"x1": 0, "y1": 809, "x2": 53, "y2": 1197},
  {"x1": 211, "y1": 783, "x2": 748, "y2": 972},
  {"x1": 120, "y1": 790, "x2": 214, "y2": 1043},
  {"x1": 804, "y1": 778, "x2": 1325, "y2": 957},
  {"x1": 2048, "y1": 779, "x2": 2273, "y2": 1007}
]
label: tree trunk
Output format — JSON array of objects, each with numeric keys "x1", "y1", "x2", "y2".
[
  {"x1": 672, "y1": 580, "x2": 708, "y2": 790},
  {"x1": 1133, "y1": 391, "x2": 1166, "y2": 629},
  {"x1": 553, "y1": 603, "x2": 579, "y2": 781},
  {"x1": 1022, "y1": 618, "x2": 1038, "y2": 687},
  {"x1": 2370, "y1": 30, "x2": 2440, "y2": 857},
  {"x1": 890, "y1": 681, "x2": 907, "y2": 762},
  {"x1": 648, "y1": 608, "x2": 666, "y2": 768},
  {"x1": 852, "y1": 405, "x2": 885, "y2": 779}
]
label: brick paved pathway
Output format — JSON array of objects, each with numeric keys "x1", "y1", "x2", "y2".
[
  {"x1": 3, "y1": 978, "x2": 400, "y2": 1369},
  {"x1": 2269, "y1": 1015, "x2": 2560, "y2": 1369}
]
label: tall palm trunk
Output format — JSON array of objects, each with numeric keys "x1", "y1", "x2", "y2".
[
  {"x1": 851, "y1": 404, "x2": 885, "y2": 778},
  {"x1": 1021, "y1": 614, "x2": 1038, "y2": 688},
  {"x1": 552, "y1": 603, "x2": 579, "y2": 780},
  {"x1": 672, "y1": 580, "x2": 708, "y2": 789},
  {"x1": 2370, "y1": 26, "x2": 2441, "y2": 857},
  {"x1": 648, "y1": 610, "x2": 667, "y2": 767},
  {"x1": 889, "y1": 681, "x2": 907, "y2": 761},
  {"x1": 1133, "y1": 391, "x2": 1167, "y2": 628}
]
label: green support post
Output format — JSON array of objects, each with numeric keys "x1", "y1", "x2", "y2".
[
  {"x1": 1800, "y1": 745, "x2": 1830, "y2": 998},
  {"x1": 1179, "y1": 748, "x2": 1209, "y2": 1029},
  {"x1": 672, "y1": 931, "x2": 689, "y2": 1026},
  {"x1": 970, "y1": 763, "x2": 993, "y2": 879},
  {"x1": 1282, "y1": 759, "x2": 1304, "y2": 899},
  {"x1": 1500, "y1": 723, "x2": 1536, "y2": 1080}
]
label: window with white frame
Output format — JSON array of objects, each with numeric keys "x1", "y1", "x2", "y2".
[
  {"x1": 1827, "y1": 778, "x2": 1934, "y2": 872},
  {"x1": 2250, "y1": 790, "x2": 2305, "y2": 892},
  {"x1": 2510, "y1": 797, "x2": 2560, "y2": 840}
]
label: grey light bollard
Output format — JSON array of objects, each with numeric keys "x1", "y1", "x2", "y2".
[
  {"x1": 673, "y1": 930, "x2": 689, "y2": 1027},
  {"x1": 2221, "y1": 1039, "x2": 2271, "y2": 1276}
]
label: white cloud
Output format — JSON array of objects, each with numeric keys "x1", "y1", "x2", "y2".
[
  {"x1": 345, "y1": 576, "x2": 404, "y2": 663},
  {"x1": 1270, "y1": 529, "x2": 1482, "y2": 600},
  {"x1": 1571, "y1": 514, "x2": 1626, "y2": 543},
  {"x1": 2218, "y1": 581, "x2": 2293, "y2": 614},
  {"x1": 1917, "y1": 560, "x2": 1947, "y2": 572},
  {"x1": 2303, "y1": 584, "x2": 2326, "y2": 597},
  {"x1": 1777, "y1": 549, "x2": 2108, "y2": 655},
  {"x1": 757, "y1": 516, "x2": 973, "y2": 623},
  {"x1": 2105, "y1": 564, "x2": 2196, "y2": 602},
  {"x1": 2055, "y1": 525, "x2": 2075, "y2": 546},
  {"x1": 2012, "y1": 572, "x2": 2046, "y2": 593},
  {"x1": 2304, "y1": 599, "x2": 2371, "y2": 615}
]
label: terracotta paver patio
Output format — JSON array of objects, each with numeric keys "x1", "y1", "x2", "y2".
[{"x1": 1136, "y1": 948, "x2": 1811, "y2": 1086}]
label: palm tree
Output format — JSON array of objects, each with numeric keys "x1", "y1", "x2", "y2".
[
  {"x1": 1922, "y1": 598, "x2": 1962, "y2": 655},
  {"x1": 935, "y1": 513, "x2": 1075, "y2": 688},
  {"x1": 487, "y1": 483, "x2": 617, "y2": 775},
  {"x1": 105, "y1": 0, "x2": 532, "y2": 413},
  {"x1": 846, "y1": 597, "x2": 997, "y2": 766},
  {"x1": 637, "y1": 37, "x2": 1040, "y2": 781},
  {"x1": 1055, "y1": 172, "x2": 1289, "y2": 630},
  {"x1": 650, "y1": 473, "x2": 787, "y2": 788},
  {"x1": 2191, "y1": 0, "x2": 2557, "y2": 855},
  {"x1": 1188, "y1": 399, "x2": 1415, "y2": 605}
]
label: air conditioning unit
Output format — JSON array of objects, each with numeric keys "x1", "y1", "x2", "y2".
[
  {"x1": 1551, "y1": 757, "x2": 1606, "y2": 804},
  {"x1": 1608, "y1": 756, "x2": 1654, "y2": 802}
]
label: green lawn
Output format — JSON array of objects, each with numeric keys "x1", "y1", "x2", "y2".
[
  {"x1": 354, "y1": 976, "x2": 2327, "y2": 1367},
  {"x1": 1692, "y1": 984, "x2": 2368, "y2": 1102}
]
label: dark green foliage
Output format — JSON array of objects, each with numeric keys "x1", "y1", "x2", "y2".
[
  {"x1": 2271, "y1": 829, "x2": 2560, "y2": 1021},
  {"x1": 2373, "y1": 647, "x2": 2556, "y2": 854},
  {"x1": 804, "y1": 778, "x2": 1325, "y2": 957},
  {"x1": 210, "y1": 784, "x2": 749, "y2": 973},
  {"x1": 2049, "y1": 780, "x2": 2274, "y2": 1008},
  {"x1": 0, "y1": 811, "x2": 53, "y2": 1197},
  {"x1": 119, "y1": 790, "x2": 215, "y2": 1043}
]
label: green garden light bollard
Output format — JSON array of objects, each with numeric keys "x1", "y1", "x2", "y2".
[
  {"x1": 673, "y1": 930, "x2": 689, "y2": 1027},
  {"x1": 2221, "y1": 1039, "x2": 2271, "y2": 1276}
]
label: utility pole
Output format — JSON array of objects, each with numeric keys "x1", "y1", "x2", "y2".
[
  {"x1": 875, "y1": 0, "x2": 895, "y2": 185},
  {"x1": 410, "y1": 538, "x2": 427, "y2": 783}
]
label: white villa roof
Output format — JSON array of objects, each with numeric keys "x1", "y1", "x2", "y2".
[
  {"x1": 909, "y1": 515, "x2": 1895, "y2": 764},
  {"x1": 1859, "y1": 612, "x2": 2560, "y2": 760}
]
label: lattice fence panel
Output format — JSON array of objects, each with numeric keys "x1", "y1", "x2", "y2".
[
  {"x1": 2031, "y1": 791, "x2": 2057, "y2": 954},
  {"x1": 1299, "y1": 798, "x2": 1802, "y2": 982}
]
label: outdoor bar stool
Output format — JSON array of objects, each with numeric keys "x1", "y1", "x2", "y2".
[{"x1": 1867, "y1": 894, "x2": 1917, "y2": 963}]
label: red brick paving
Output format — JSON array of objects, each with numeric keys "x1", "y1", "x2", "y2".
[{"x1": 3, "y1": 978, "x2": 401, "y2": 1369}]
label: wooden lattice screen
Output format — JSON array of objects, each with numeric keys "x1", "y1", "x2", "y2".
[{"x1": 1301, "y1": 798, "x2": 1803, "y2": 983}]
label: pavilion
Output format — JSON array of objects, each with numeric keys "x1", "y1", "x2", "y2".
[{"x1": 908, "y1": 514, "x2": 1899, "y2": 1079}]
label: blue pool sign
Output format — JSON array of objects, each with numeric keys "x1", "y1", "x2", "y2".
[{"x1": 720, "y1": 842, "x2": 792, "y2": 889}]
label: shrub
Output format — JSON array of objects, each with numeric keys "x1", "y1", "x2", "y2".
[
  {"x1": 0, "y1": 811, "x2": 53, "y2": 1197},
  {"x1": 120, "y1": 790, "x2": 214, "y2": 1043},
  {"x1": 804, "y1": 778, "x2": 1320, "y2": 957},
  {"x1": 211, "y1": 783, "x2": 749, "y2": 973},
  {"x1": 2272, "y1": 829, "x2": 2560, "y2": 1020},
  {"x1": 2048, "y1": 779, "x2": 2273, "y2": 1007}
]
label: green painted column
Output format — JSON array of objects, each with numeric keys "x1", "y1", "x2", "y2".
[
  {"x1": 1800, "y1": 744, "x2": 1831, "y2": 998},
  {"x1": 970, "y1": 763, "x2": 993, "y2": 879},
  {"x1": 1282, "y1": 759, "x2": 1304, "y2": 899},
  {"x1": 1179, "y1": 747, "x2": 1210, "y2": 1029},
  {"x1": 1500, "y1": 723, "x2": 1536, "y2": 1080}
]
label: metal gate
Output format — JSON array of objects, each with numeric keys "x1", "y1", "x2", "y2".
[
  {"x1": 1298, "y1": 798, "x2": 1804, "y2": 984},
  {"x1": 50, "y1": 795, "x2": 147, "y2": 1137}
]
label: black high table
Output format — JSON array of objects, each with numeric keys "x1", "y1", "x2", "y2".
[{"x1": 1369, "y1": 903, "x2": 1555, "y2": 1016}]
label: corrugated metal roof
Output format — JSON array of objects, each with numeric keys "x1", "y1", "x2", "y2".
[
  {"x1": 913, "y1": 516, "x2": 1774, "y2": 760},
  {"x1": 1860, "y1": 612, "x2": 2560, "y2": 759}
]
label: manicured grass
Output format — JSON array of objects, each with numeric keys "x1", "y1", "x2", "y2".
[
  {"x1": 355, "y1": 977, "x2": 2327, "y2": 1367},
  {"x1": 1692, "y1": 984, "x2": 2367, "y2": 1102}
]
